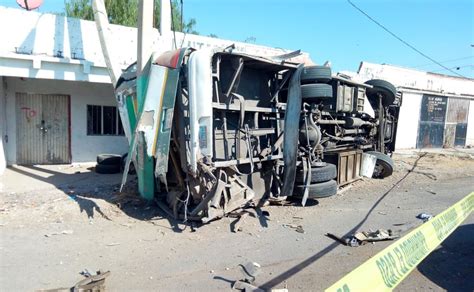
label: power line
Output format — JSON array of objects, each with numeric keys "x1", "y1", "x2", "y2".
[
  {"x1": 412, "y1": 56, "x2": 473, "y2": 69},
  {"x1": 346, "y1": 0, "x2": 466, "y2": 78},
  {"x1": 430, "y1": 64, "x2": 473, "y2": 74}
]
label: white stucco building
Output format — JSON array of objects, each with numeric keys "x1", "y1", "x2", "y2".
[
  {"x1": 1, "y1": 6, "x2": 473, "y2": 175},
  {"x1": 350, "y1": 62, "x2": 474, "y2": 149},
  {"x1": 0, "y1": 6, "x2": 309, "y2": 174}
]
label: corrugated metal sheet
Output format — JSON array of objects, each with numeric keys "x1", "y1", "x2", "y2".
[
  {"x1": 446, "y1": 98, "x2": 469, "y2": 123},
  {"x1": 16, "y1": 93, "x2": 70, "y2": 164},
  {"x1": 444, "y1": 98, "x2": 470, "y2": 147},
  {"x1": 443, "y1": 124, "x2": 456, "y2": 148}
]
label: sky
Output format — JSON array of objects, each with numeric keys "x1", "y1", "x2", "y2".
[{"x1": 1, "y1": 0, "x2": 473, "y2": 78}]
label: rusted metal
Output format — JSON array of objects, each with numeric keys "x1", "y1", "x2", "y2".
[
  {"x1": 454, "y1": 123, "x2": 468, "y2": 146},
  {"x1": 444, "y1": 124, "x2": 456, "y2": 148},
  {"x1": 325, "y1": 150, "x2": 362, "y2": 186},
  {"x1": 446, "y1": 98, "x2": 469, "y2": 123},
  {"x1": 444, "y1": 98, "x2": 470, "y2": 147},
  {"x1": 417, "y1": 95, "x2": 447, "y2": 148},
  {"x1": 16, "y1": 93, "x2": 70, "y2": 164}
]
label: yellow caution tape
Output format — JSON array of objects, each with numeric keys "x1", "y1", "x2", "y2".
[{"x1": 326, "y1": 192, "x2": 474, "y2": 292}]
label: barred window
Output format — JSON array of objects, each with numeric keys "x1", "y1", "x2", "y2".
[{"x1": 87, "y1": 105, "x2": 124, "y2": 136}]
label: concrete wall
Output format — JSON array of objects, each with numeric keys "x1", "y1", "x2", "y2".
[
  {"x1": 4, "y1": 77, "x2": 128, "y2": 164},
  {"x1": 395, "y1": 92, "x2": 423, "y2": 149},
  {"x1": 357, "y1": 62, "x2": 474, "y2": 97},
  {"x1": 0, "y1": 6, "x2": 311, "y2": 85},
  {"x1": 0, "y1": 77, "x2": 6, "y2": 173},
  {"x1": 350, "y1": 62, "x2": 474, "y2": 149}
]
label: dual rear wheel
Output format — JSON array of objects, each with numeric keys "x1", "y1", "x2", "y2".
[{"x1": 293, "y1": 163, "x2": 338, "y2": 199}]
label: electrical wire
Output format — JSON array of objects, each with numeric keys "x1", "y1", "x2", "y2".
[
  {"x1": 429, "y1": 64, "x2": 473, "y2": 74},
  {"x1": 347, "y1": 0, "x2": 466, "y2": 78},
  {"x1": 412, "y1": 56, "x2": 473, "y2": 69}
]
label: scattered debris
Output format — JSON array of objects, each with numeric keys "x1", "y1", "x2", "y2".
[
  {"x1": 354, "y1": 229, "x2": 398, "y2": 242},
  {"x1": 326, "y1": 229, "x2": 399, "y2": 247},
  {"x1": 38, "y1": 270, "x2": 110, "y2": 292},
  {"x1": 416, "y1": 213, "x2": 433, "y2": 222},
  {"x1": 232, "y1": 212, "x2": 250, "y2": 233},
  {"x1": 239, "y1": 262, "x2": 261, "y2": 283},
  {"x1": 80, "y1": 269, "x2": 92, "y2": 277},
  {"x1": 295, "y1": 226, "x2": 305, "y2": 233},
  {"x1": 326, "y1": 233, "x2": 360, "y2": 247},
  {"x1": 44, "y1": 230, "x2": 74, "y2": 237},
  {"x1": 233, "y1": 280, "x2": 264, "y2": 292},
  {"x1": 283, "y1": 223, "x2": 305, "y2": 234},
  {"x1": 377, "y1": 211, "x2": 387, "y2": 215}
]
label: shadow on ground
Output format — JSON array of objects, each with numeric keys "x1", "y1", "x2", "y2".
[
  {"x1": 5, "y1": 165, "x2": 275, "y2": 233},
  {"x1": 417, "y1": 224, "x2": 474, "y2": 292},
  {"x1": 259, "y1": 153, "x2": 428, "y2": 289},
  {"x1": 6, "y1": 165, "x2": 164, "y2": 222}
]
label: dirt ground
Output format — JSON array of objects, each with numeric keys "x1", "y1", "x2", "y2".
[{"x1": 1, "y1": 150, "x2": 473, "y2": 291}]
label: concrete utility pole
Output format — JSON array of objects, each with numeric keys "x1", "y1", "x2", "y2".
[
  {"x1": 92, "y1": 0, "x2": 121, "y2": 85},
  {"x1": 160, "y1": 0, "x2": 172, "y2": 47},
  {"x1": 137, "y1": 0, "x2": 154, "y2": 75}
]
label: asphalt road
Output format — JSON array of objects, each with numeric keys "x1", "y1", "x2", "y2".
[{"x1": 0, "y1": 152, "x2": 473, "y2": 291}]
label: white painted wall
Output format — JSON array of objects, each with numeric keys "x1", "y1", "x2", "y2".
[
  {"x1": 0, "y1": 6, "x2": 312, "y2": 85},
  {"x1": 362, "y1": 91, "x2": 422, "y2": 149},
  {"x1": 357, "y1": 62, "x2": 474, "y2": 97},
  {"x1": 0, "y1": 77, "x2": 6, "y2": 173},
  {"x1": 350, "y1": 62, "x2": 474, "y2": 149},
  {"x1": 395, "y1": 92, "x2": 423, "y2": 149},
  {"x1": 467, "y1": 100, "x2": 474, "y2": 147},
  {"x1": 4, "y1": 77, "x2": 128, "y2": 164}
]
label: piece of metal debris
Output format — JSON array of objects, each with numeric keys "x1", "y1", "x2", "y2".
[
  {"x1": 44, "y1": 230, "x2": 74, "y2": 237},
  {"x1": 326, "y1": 229, "x2": 399, "y2": 247},
  {"x1": 232, "y1": 213, "x2": 250, "y2": 233},
  {"x1": 232, "y1": 280, "x2": 265, "y2": 292},
  {"x1": 416, "y1": 213, "x2": 433, "y2": 222},
  {"x1": 37, "y1": 270, "x2": 110, "y2": 292},
  {"x1": 354, "y1": 229, "x2": 399, "y2": 242},
  {"x1": 283, "y1": 224, "x2": 305, "y2": 234},
  {"x1": 326, "y1": 233, "x2": 359, "y2": 247},
  {"x1": 239, "y1": 262, "x2": 261, "y2": 283},
  {"x1": 106, "y1": 242, "x2": 120, "y2": 246}
]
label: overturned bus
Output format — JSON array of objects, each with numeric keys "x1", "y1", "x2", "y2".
[{"x1": 115, "y1": 48, "x2": 401, "y2": 222}]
